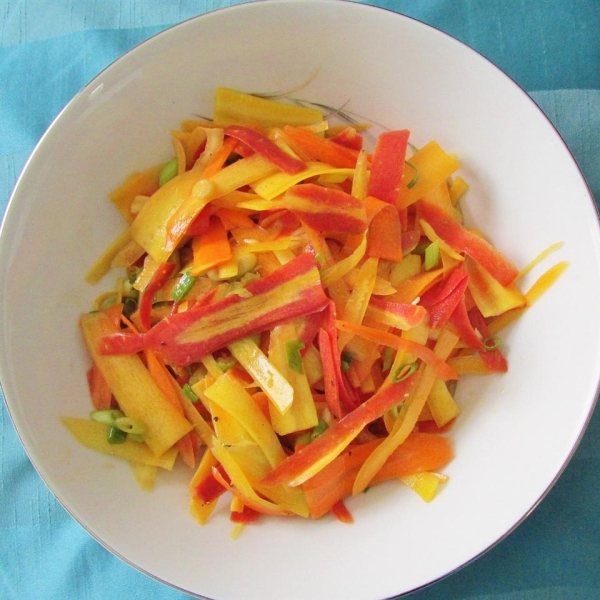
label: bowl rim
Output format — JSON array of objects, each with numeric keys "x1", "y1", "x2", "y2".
[{"x1": 1, "y1": 1, "x2": 599, "y2": 599}]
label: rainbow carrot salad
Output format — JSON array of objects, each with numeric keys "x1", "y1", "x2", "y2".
[{"x1": 63, "y1": 87, "x2": 567, "y2": 534}]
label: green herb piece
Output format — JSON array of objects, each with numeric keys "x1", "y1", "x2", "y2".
[
  {"x1": 392, "y1": 362, "x2": 418, "y2": 383},
  {"x1": 182, "y1": 383, "x2": 199, "y2": 403},
  {"x1": 159, "y1": 158, "x2": 178, "y2": 186},
  {"x1": 424, "y1": 240, "x2": 440, "y2": 271},
  {"x1": 285, "y1": 340, "x2": 305, "y2": 374},
  {"x1": 171, "y1": 271, "x2": 197, "y2": 302},
  {"x1": 405, "y1": 160, "x2": 419, "y2": 189},
  {"x1": 405, "y1": 161, "x2": 419, "y2": 190}
]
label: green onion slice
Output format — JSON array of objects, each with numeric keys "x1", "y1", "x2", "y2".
[
  {"x1": 90, "y1": 409, "x2": 124, "y2": 426},
  {"x1": 310, "y1": 418, "x2": 329, "y2": 440},
  {"x1": 159, "y1": 158, "x2": 179, "y2": 187},
  {"x1": 482, "y1": 335, "x2": 502, "y2": 351},
  {"x1": 182, "y1": 383, "x2": 199, "y2": 403},
  {"x1": 392, "y1": 362, "x2": 418, "y2": 383},
  {"x1": 171, "y1": 271, "x2": 197, "y2": 302},
  {"x1": 115, "y1": 416, "x2": 146, "y2": 435},
  {"x1": 285, "y1": 340, "x2": 305, "y2": 374},
  {"x1": 340, "y1": 351, "x2": 354, "y2": 373},
  {"x1": 424, "y1": 240, "x2": 440, "y2": 271},
  {"x1": 107, "y1": 425, "x2": 128, "y2": 445}
]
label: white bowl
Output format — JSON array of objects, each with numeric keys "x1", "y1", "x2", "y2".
[{"x1": 2, "y1": 1, "x2": 599, "y2": 599}]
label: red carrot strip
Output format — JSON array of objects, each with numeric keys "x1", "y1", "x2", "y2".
[
  {"x1": 224, "y1": 125, "x2": 306, "y2": 175},
  {"x1": 138, "y1": 261, "x2": 177, "y2": 331},
  {"x1": 418, "y1": 200, "x2": 519, "y2": 285},
  {"x1": 283, "y1": 184, "x2": 367, "y2": 235},
  {"x1": 261, "y1": 375, "x2": 417, "y2": 488},
  {"x1": 282, "y1": 125, "x2": 360, "y2": 168},
  {"x1": 419, "y1": 267, "x2": 470, "y2": 329},
  {"x1": 100, "y1": 253, "x2": 329, "y2": 367},
  {"x1": 367, "y1": 129, "x2": 410, "y2": 206},
  {"x1": 318, "y1": 328, "x2": 342, "y2": 419}
]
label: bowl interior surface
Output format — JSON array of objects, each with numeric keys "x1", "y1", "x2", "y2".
[{"x1": 1, "y1": 2, "x2": 600, "y2": 599}]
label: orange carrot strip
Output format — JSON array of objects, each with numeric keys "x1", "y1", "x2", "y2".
[
  {"x1": 303, "y1": 433, "x2": 453, "y2": 518},
  {"x1": 335, "y1": 320, "x2": 457, "y2": 381},
  {"x1": 190, "y1": 216, "x2": 232, "y2": 276},
  {"x1": 144, "y1": 350, "x2": 196, "y2": 468},
  {"x1": 282, "y1": 125, "x2": 360, "y2": 168},
  {"x1": 201, "y1": 136, "x2": 238, "y2": 179}
]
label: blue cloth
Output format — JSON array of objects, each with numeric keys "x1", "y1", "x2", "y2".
[{"x1": 1, "y1": 1, "x2": 598, "y2": 598}]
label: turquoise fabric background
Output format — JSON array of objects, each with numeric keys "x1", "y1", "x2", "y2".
[{"x1": 1, "y1": 1, "x2": 598, "y2": 599}]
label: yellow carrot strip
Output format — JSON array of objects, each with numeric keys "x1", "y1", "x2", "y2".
[
  {"x1": 446, "y1": 353, "x2": 490, "y2": 376},
  {"x1": 251, "y1": 162, "x2": 354, "y2": 200},
  {"x1": 320, "y1": 235, "x2": 367, "y2": 288},
  {"x1": 211, "y1": 442, "x2": 292, "y2": 516},
  {"x1": 419, "y1": 219, "x2": 464, "y2": 262},
  {"x1": 228, "y1": 337, "x2": 294, "y2": 415},
  {"x1": 108, "y1": 163, "x2": 163, "y2": 223},
  {"x1": 398, "y1": 141, "x2": 460, "y2": 208},
  {"x1": 204, "y1": 373, "x2": 287, "y2": 468},
  {"x1": 267, "y1": 322, "x2": 319, "y2": 435},
  {"x1": 80, "y1": 312, "x2": 193, "y2": 456},
  {"x1": 338, "y1": 257, "x2": 379, "y2": 350},
  {"x1": 85, "y1": 228, "x2": 132, "y2": 284},
  {"x1": 464, "y1": 258, "x2": 526, "y2": 317},
  {"x1": 427, "y1": 378, "x2": 460, "y2": 427},
  {"x1": 400, "y1": 472, "x2": 448, "y2": 502},
  {"x1": 486, "y1": 261, "x2": 569, "y2": 334},
  {"x1": 449, "y1": 176, "x2": 469, "y2": 205},
  {"x1": 518, "y1": 243, "x2": 564, "y2": 280},
  {"x1": 61, "y1": 418, "x2": 178, "y2": 469},
  {"x1": 236, "y1": 237, "x2": 295, "y2": 254},
  {"x1": 191, "y1": 127, "x2": 225, "y2": 173},
  {"x1": 130, "y1": 462, "x2": 158, "y2": 491},
  {"x1": 351, "y1": 148, "x2": 369, "y2": 200},
  {"x1": 171, "y1": 133, "x2": 187, "y2": 176},
  {"x1": 390, "y1": 254, "x2": 422, "y2": 287},
  {"x1": 226, "y1": 441, "x2": 310, "y2": 517},
  {"x1": 163, "y1": 155, "x2": 279, "y2": 258},
  {"x1": 352, "y1": 328, "x2": 458, "y2": 495},
  {"x1": 189, "y1": 448, "x2": 220, "y2": 525},
  {"x1": 190, "y1": 217, "x2": 232, "y2": 275},
  {"x1": 213, "y1": 87, "x2": 323, "y2": 128},
  {"x1": 390, "y1": 268, "x2": 443, "y2": 304}
]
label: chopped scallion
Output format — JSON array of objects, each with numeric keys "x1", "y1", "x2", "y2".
[
  {"x1": 159, "y1": 158, "x2": 179, "y2": 186},
  {"x1": 107, "y1": 425, "x2": 127, "y2": 444},
  {"x1": 182, "y1": 383, "x2": 199, "y2": 403},
  {"x1": 424, "y1": 240, "x2": 440, "y2": 271},
  {"x1": 171, "y1": 271, "x2": 197, "y2": 302},
  {"x1": 90, "y1": 409, "x2": 124, "y2": 426},
  {"x1": 392, "y1": 362, "x2": 418, "y2": 383},
  {"x1": 285, "y1": 340, "x2": 305, "y2": 374},
  {"x1": 310, "y1": 418, "x2": 329, "y2": 440},
  {"x1": 482, "y1": 335, "x2": 502, "y2": 351},
  {"x1": 114, "y1": 416, "x2": 146, "y2": 435},
  {"x1": 340, "y1": 351, "x2": 354, "y2": 373}
]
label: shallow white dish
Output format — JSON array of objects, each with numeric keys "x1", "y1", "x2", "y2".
[{"x1": 1, "y1": 1, "x2": 600, "y2": 599}]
